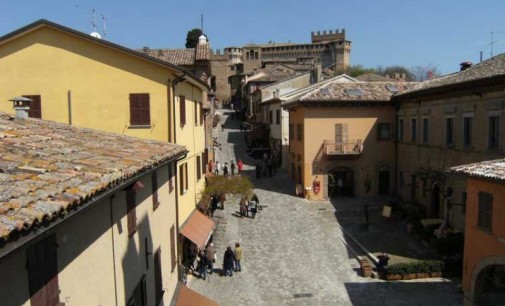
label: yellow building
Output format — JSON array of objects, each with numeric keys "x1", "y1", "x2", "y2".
[
  {"x1": 0, "y1": 112, "x2": 219, "y2": 306},
  {"x1": 0, "y1": 20, "x2": 210, "y2": 239},
  {"x1": 283, "y1": 80, "x2": 414, "y2": 200}
]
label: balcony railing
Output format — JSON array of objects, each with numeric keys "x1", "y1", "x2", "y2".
[{"x1": 324, "y1": 140, "x2": 363, "y2": 156}]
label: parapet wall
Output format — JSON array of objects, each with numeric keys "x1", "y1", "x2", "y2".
[{"x1": 311, "y1": 29, "x2": 345, "y2": 43}]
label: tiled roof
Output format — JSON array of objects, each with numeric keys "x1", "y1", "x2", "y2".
[
  {"x1": 450, "y1": 159, "x2": 505, "y2": 183},
  {"x1": 355, "y1": 73, "x2": 401, "y2": 82},
  {"x1": 248, "y1": 65, "x2": 298, "y2": 83},
  {"x1": 299, "y1": 81, "x2": 416, "y2": 102},
  {"x1": 398, "y1": 53, "x2": 505, "y2": 97},
  {"x1": 0, "y1": 113, "x2": 185, "y2": 242},
  {"x1": 146, "y1": 48, "x2": 195, "y2": 66}
]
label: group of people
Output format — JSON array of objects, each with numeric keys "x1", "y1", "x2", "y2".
[
  {"x1": 197, "y1": 242, "x2": 244, "y2": 279},
  {"x1": 255, "y1": 151, "x2": 277, "y2": 179},
  {"x1": 239, "y1": 193, "x2": 260, "y2": 219},
  {"x1": 212, "y1": 160, "x2": 243, "y2": 176}
]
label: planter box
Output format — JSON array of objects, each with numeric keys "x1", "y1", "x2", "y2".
[
  {"x1": 402, "y1": 274, "x2": 417, "y2": 280},
  {"x1": 430, "y1": 272, "x2": 442, "y2": 278},
  {"x1": 416, "y1": 273, "x2": 430, "y2": 279},
  {"x1": 385, "y1": 274, "x2": 402, "y2": 281},
  {"x1": 384, "y1": 272, "x2": 442, "y2": 281}
]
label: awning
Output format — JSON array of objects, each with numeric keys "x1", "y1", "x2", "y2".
[
  {"x1": 175, "y1": 285, "x2": 219, "y2": 306},
  {"x1": 179, "y1": 210, "x2": 215, "y2": 249}
]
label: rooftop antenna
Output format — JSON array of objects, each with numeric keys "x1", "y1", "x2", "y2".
[
  {"x1": 76, "y1": 4, "x2": 103, "y2": 38},
  {"x1": 201, "y1": 14, "x2": 204, "y2": 33},
  {"x1": 490, "y1": 31, "x2": 505, "y2": 57},
  {"x1": 101, "y1": 14, "x2": 107, "y2": 38}
]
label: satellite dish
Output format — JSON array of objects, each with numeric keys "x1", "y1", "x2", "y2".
[{"x1": 90, "y1": 31, "x2": 102, "y2": 39}]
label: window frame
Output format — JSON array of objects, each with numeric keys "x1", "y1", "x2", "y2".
[
  {"x1": 129, "y1": 93, "x2": 151, "y2": 126},
  {"x1": 445, "y1": 116, "x2": 455, "y2": 147},
  {"x1": 196, "y1": 156, "x2": 202, "y2": 180},
  {"x1": 422, "y1": 118, "x2": 429, "y2": 144},
  {"x1": 488, "y1": 115, "x2": 500, "y2": 149},
  {"x1": 179, "y1": 95, "x2": 186, "y2": 127},
  {"x1": 463, "y1": 114, "x2": 474, "y2": 148},
  {"x1": 377, "y1": 123, "x2": 391, "y2": 140},
  {"x1": 477, "y1": 191, "x2": 493, "y2": 232},
  {"x1": 276, "y1": 110, "x2": 281, "y2": 125},
  {"x1": 397, "y1": 118, "x2": 404, "y2": 141},
  {"x1": 297, "y1": 123, "x2": 303, "y2": 141},
  {"x1": 410, "y1": 118, "x2": 417, "y2": 142},
  {"x1": 152, "y1": 171, "x2": 160, "y2": 211}
]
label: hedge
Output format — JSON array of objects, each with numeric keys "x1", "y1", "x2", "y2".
[{"x1": 386, "y1": 260, "x2": 444, "y2": 276}]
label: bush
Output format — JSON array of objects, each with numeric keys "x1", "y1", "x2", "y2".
[{"x1": 386, "y1": 260, "x2": 444, "y2": 276}]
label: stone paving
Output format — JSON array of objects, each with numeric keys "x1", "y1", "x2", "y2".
[{"x1": 189, "y1": 109, "x2": 462, "y2": 306}]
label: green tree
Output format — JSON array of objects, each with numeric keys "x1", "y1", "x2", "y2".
[
  {"x1": 377, "y1": 65, "x2": 415, "y2": 81},
  {"x1": 337, "y1": 65, "x2": 376, "y2": 77},
  {"x1": 185, "y1": 28, "x2": 203, "y2": 48}
]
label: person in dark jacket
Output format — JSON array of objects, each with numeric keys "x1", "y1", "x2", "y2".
[
  {"x1": 223, "y1": 246, "x2": 235, "y2": 276},
  {"x1": 198, "y1": 250, "x2": 209, "y2": 280}
]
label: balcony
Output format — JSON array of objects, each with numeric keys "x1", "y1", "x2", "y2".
[{"x1": 324, "y1": 140, "x2": 363, "y2": 159}]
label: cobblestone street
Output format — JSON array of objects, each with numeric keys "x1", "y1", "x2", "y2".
[{"x1": 189, "y1": 109, "x2": 462, "y2": 306}]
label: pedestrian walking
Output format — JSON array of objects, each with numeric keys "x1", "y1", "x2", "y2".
[
  {"x1": 206, "y1": 243, "x2": 216, "y2": 275},
  {"x1": 223, "y1": 246, "x2": 235, "y2": 276},
  {"x1": 219, "y1": 192, "x2": 226, "y2": 210},
  {"x1": 249, "y1": 198, "x2": 257, "y2": 219},
  {"x1": 239, "y1": 196, "x2": 248, "y2": 218},
  {"x1": 230, "y1": 161, "x2": 236, "y2": 176},
  {"x1": 223, "y1": 162, "x2": 229, "y2": 176},
  {"x1": 234, "y1": 243, "x2": 243, "y2": 272},
  {"x1": 214, "y1": 161, "x2": 220, "y2": 176},
  {"x1": 237, "y1": 159, "x2": 243, "y2": 175},
  {"x1": 198, "y1": 249, "x2": 209, "y2": 280}
]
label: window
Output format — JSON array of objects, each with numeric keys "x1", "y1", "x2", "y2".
[
  {"x1": 276, "y1": 110, "x2": 280, "y2": 125},
  {"x1": 154, "y1": 248, "x2": 164, "y2": 305},
  {"x1": 23, "y1": 95, "x2": 42, "y2": 119},
  {"x1": 179, "y1": 96, "x2": 186, "y2": 126},
  {"x1": 127, "y1": 189, "x2": 137, "y2": 236},
  {"x1": 130, "y1": 93, "x2": 150, "y2": 126},
  {"x1": 202, "y1": 149, "x2": 208, "y2": 175},
  {"x1": 196, "y1": 156, "x2": 202, "y2": 180},
  {"x1": 127, "y1": 276, "x2": 147, "y2": 306},
  {"x1": 463, "y1": 116, "x2": 473, "y2": 147},
  {"x1": 397, "y1": 119, "x2": 404, "y2": 141},
  {"x1": 445, "y1": 117, "x2": 454, "y2": 146},
  {"x1": 377, "y1": 123, "x2": 391, "y2": 140},
  {"x1": 478, "y1": 192, "x2": 493, "y2": 232},
  {"x1": 422, "y1": 118, "x2": 429, "y2": 144},
  {"x1": 411, "y1": 118, "x2": 417, "y2": 142},
  {"x1": 168, "y1": 164, "x2": 174, "y2": 193},
  {"x1": 27, "y1": 234, "x2": 60, "y2": 306},
  {"x1": 297, "y1": 124, "x2": 303, "y2": 141},
  {"x1": 194, "y1": 102, "x2": 198, "y2": 126},
  {"x1": 170, "y1": 225, "x2": 177, "y2": 272},
  {"x1": 489, "y1": 116, "x2": 500, "y2": 149},
  {"x1": 289, "y1": 124, "x2": 294, "y2": 140},
  {"x1": 152, "y1": 172, "x2": 159, "y2": 211},
  {"x1": 421, "y1": 178, "x2": 427, "y2": 198},
  {"x1": 179, "y1": 163, "x2": 188, "y2": 195}
]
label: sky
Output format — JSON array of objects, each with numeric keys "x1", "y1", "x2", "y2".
[{"x1": 2, "y1": 0, "x2": 505, "y2": 74}]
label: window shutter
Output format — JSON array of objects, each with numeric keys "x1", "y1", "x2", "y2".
[
  {"x1": 139, "y1": 94, "x2": 150, "y2": 125},
  {"x1": 23, "y1": 95, "x2": 42, "y2": 119},
  {"x1": 335, "y1": 124, "x2": 343, "y2": 143},
  {"x1": 200, "y1": 103, "x2": 204, "y2": 125},
  {"x1": 179, "y1": 164, "x2": 184, "y2": 195},
  {"x1": 152, "y1": 172, "x2": 159, "y2": 211},
  {"x1": 203, "y1": 149, "x2": 208, "y2": 174},
  {"x1": 168, "y1": 164, "x2": 174, "y2": 193},
  {"x1": 170, "y1": 225, "x2": 176, "y2": 271},
  {"x1": 180, "y1": 96, "x2": 186, "y2": 126},
  {"x1": 130, "y1": 94, "x2": 140, "y2": 125},
  {"x1": 154, "y1": 248, "x2": 163, "y2": 305},
  {"x1": 196, "y1": 156, "x2": 201, "y2": 180},
  {"x1": 194, "y1": 102, "x2": 198, "y2": 126},
  {"x1": 184, "y1": 164, "x2": 188, "y2": 192}
]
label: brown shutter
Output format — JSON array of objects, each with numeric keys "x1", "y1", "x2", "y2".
[
  {"x1": 130, "y1": 94, "x2": 140, "y2": 125},
  {"x1": 152, "y1": 172, "x2": 159, "y2": 211},
  {"x1": 130, "y1": 94, "x2": 150, "y2": 125},
  {"x1": 180, "y1": 96, "x2": 186, "y2": 126},
  {"x1": 196, "y1": 156, "x2": 201, "y2": 180},
  {"x1": 23, "y1": 95, "x2": 42, "y2": 119},
  {"x1": 154, "y1": 248, "x2": 163, "y2": 304},
  {"x1": 27, "y1": 234, "x2": 60, "y2": 306},
  {"x1": 200, "y1": 103, "x2": 204, "y2": 125},
  {"x1": 184, "y1": 164, "x2": 188, "y2": 192},
  {"x1": 203, "y1": 149, "x2": 208, "y2": 174},
  {"x1": 179, "y1": 164, "x2": 184, "y2": 195},
  {"x1": 127, "y1": 190, "x2": 137, "y2": 236},
  {"x1": 194, "y1": 102, "x2": 198, "y2": 126},
  {"x1": 170, "y1": 225, "x2": 176, "y2": 272}
]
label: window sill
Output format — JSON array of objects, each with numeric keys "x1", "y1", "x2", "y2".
[
  {"x1": 475, "y1": 225, "x2": 492, "y2": 234},
  {"x1": 128, "y1": 125, "x2": 152, "y2": 129}
]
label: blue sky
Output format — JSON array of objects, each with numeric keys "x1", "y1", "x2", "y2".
[{"x1": 2, "y1": 0, "x2": 505, "y2": 74}]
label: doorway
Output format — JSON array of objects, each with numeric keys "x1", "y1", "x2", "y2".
[
  {"x1": 328, "y1": 167, "x2": 353, "y2": 197},
  {"x1": 379, "y1": 168, "x2": 390, "y2": 195}
]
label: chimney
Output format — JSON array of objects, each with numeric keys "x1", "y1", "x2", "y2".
[
  {"x1": 460, "y1": 61, "x2": 473, "y2": 71},
  {"x1": 9, "y1": 96, "x2": 32, "y2": 119}
]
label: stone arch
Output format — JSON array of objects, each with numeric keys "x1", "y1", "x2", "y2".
[{"x1": 467, "y1": 255, "x2": 505, "y2": 305}]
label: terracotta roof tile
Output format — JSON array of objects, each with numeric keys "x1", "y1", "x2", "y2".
[
  {"x1": 299, "y1": 81, "x2": 417, "y2": 102},
  {"x1": 450, "y1": 159, "x2": 505, "y2": 183},
  {"x1": 145, "y1": 48, "x2": 195, "y2": 65},
  {"x1": 0, "y1": 112, "x2": 185, "y2": 242}
]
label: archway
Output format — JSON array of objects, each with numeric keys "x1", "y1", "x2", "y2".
[
  {"x1": 328, "y1": 167, "x2": 353, "y2": 198},
  {"x1": 431, "y1": 182, "x2": 441, "y2": 218},
  {"x1": 378, "y1": 167, "x2": 390, "y2": 195},
  {"x1": 470, "y1": 257, "x2": 505, "y2": 305}
]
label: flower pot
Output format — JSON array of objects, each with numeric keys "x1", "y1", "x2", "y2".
[
  {"x1": 416, "y1": 273, "x2": 430, "y2": 279},
  {"x1": 430, "y1": 272, "x2": 442, "y2": 278},
  {"x1": 402, "y1": 274, "x2": 417, "y2": 280}
]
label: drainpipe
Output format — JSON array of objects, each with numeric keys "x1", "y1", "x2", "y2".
[
  {"x1": 67, "y1": 90, "x2": 72, "y2": 125},
  {"x1": 109, "y1": 195, "x2": 119, "y2": 306}
]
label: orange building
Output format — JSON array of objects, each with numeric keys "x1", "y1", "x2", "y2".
[
  {"x1": 283, "y1": 80, "x2": 415, "y2": 200},
  {"x1": 450, "y1": 159, "x2": 505, "y2": 305}
]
